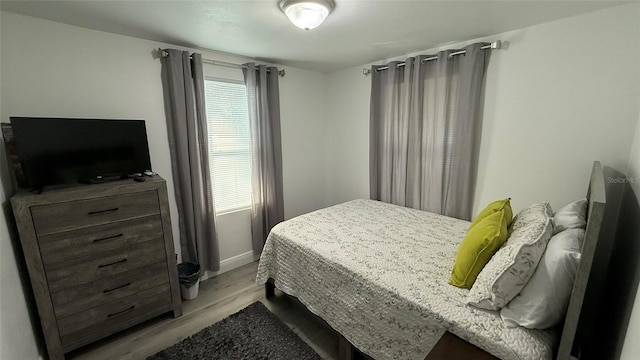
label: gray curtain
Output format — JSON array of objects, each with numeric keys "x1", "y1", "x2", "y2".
[
  {"x1": 160, "y1": 49, "x2": 219, "y2": 272},
  {"x1": 243, "y1": 63, "x2": 284, "y2": 255},
  {"x1": 370, "y1": 43, "x2": 489, "y2": 220}
]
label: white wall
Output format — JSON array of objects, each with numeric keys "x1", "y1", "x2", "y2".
[
  {"x1": 280, "y1": 67, "x2": 327, "y2": 219},
  {"x1": 324, "y1": 67, "x2": 370, "y2": 206},
  {"x1": 323, "y1": 3, "x2": 640, "y2": 215},
  {"x1": 474, "y1": 2, "x2": 640, "y2": 214},
  {"x1": 620, "y1": 107, "x2": 640, "y2": 360},
  {"x1": 0, "y1": 11, "x2": 327, "y2": 359},
  {"x1": 0, "y1": 11, "x2": 43, "y2": 358}
]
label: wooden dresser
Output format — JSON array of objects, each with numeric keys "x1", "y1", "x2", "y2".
[{"x1": 11, "y1": 176, "x2": 182, "y2": 360}]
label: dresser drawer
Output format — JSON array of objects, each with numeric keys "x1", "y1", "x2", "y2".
[
  {"x1": 46, "y1": 241, "x2": 166, "y2": 292},
  {"x1": 39, "y1": 215, "x2": 164, "y2": 266},
  {"x1": 57, "y1": 284, "x2": 172, "y2": 338},
  {"x1": 31, "y1": 191, "x2": 159, "y2": 235},
  {"x1": 51, "y1": 262, "x2": 170, "y2": 319}
]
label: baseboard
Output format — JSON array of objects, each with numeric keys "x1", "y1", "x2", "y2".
[{"x1": 201, "y1": 251, "x2": 257, "y2": 280}]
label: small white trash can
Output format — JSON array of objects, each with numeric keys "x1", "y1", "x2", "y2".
[
  {"x1": 177, "y1": 262, "x2": 201, "y2": 300},
  {"x1": 180, "y1": 279, "x2": 200, "y2": 300}
]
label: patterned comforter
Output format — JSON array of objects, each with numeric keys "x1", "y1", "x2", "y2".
[{"x1": 256, "y1": 199, "x2": 555, "y2": 360}]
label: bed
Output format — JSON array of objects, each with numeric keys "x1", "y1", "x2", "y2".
[{"x1": 256, "y1": 161, "x2": 607, "y2": 360}]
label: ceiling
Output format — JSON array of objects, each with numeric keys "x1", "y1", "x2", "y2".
[{"x1": 0, "y1": 0, "x2": 630, "y2": 73}]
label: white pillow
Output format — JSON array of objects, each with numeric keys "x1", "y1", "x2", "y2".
[
  {"x1": 500, "y1": 228, "x2": 584, "y2": 329},
  {"x1": 467, "y1": 202, "x2": 554, "y2": 310},
  {"x1": 553, "y1": 198, "x2": 587, "y2": 234}
]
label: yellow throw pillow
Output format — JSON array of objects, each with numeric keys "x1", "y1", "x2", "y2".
[
  {"x1": 470, "y1": 198, "x2": 513, "y2": 229},
  {"x1": 450, "y1": 210, "x2": 509, "y2": 288}
]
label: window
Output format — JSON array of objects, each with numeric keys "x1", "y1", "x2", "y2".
[{"x1": 204, "y1": 79, "x2": 252, "y2": 213}]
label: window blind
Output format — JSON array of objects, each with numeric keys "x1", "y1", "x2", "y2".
[{"x1": 204, "y1": 79, "x2": 252, "y2": 213}]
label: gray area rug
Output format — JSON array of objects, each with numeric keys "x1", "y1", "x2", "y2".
[{"x1": 147, "y1": 301, "x2": 321, "y2": 360}]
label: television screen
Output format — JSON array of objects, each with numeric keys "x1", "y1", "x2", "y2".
[{"x1": 10, "y1": 117, "x2": 152, "y2": 189}]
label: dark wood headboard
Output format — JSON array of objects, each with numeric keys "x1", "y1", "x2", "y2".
[{"x1": 556, "y1": 161, "x2": 607, "y2": 360}]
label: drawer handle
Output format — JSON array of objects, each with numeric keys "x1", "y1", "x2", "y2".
[
  {"x1": 98, "y1": 258, "x2": 127, "y2": 268},
  {"x1": 92, "y1": 233, "x2": 124, "y2": 243},
  {"x1": 88, "y1": 207, "x2": 119, "y2": 215},
  {"x1": 107, "y1": 305, "x2": 135, "y2": 318},
  {"x1": 103, "y1": 282, "x2": 131, "y2": 294}
]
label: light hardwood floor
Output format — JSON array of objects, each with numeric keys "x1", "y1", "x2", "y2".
[{"x1": 68, "y1": 261, "x2": 340, "y2": 360}]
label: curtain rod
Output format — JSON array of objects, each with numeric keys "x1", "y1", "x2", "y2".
[
  {"x1": 158, "y1": 49, "x2": 285, "y2": 77},
  {"x1": 362, "y1": 40, "x2": 501, "y2": 76}
]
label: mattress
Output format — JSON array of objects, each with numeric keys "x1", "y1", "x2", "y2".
[{"x1": 256, "y1": 199, "x2": 556, "y2": 360}]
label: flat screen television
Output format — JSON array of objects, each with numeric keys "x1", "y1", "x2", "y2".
[{"x1": 10, "y1": 117, "x2": 152, "y2": 189}]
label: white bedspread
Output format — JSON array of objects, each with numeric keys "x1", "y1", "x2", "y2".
[{"x1": 256, "y1": 199, "x2": 556, "y2": 360}]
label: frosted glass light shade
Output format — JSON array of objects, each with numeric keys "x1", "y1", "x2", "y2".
[{"x1": 279, "y1": 0, "x2": 334, "y2": 30}]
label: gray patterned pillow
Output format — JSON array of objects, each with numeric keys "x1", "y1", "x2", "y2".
[{"x1": 466, "y1": 202, "x2": 554, "y2": 310}]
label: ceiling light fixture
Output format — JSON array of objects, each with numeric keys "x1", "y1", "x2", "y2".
[{"x1": 279, "y1": 0, "x2": 334, "y2": 30}]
